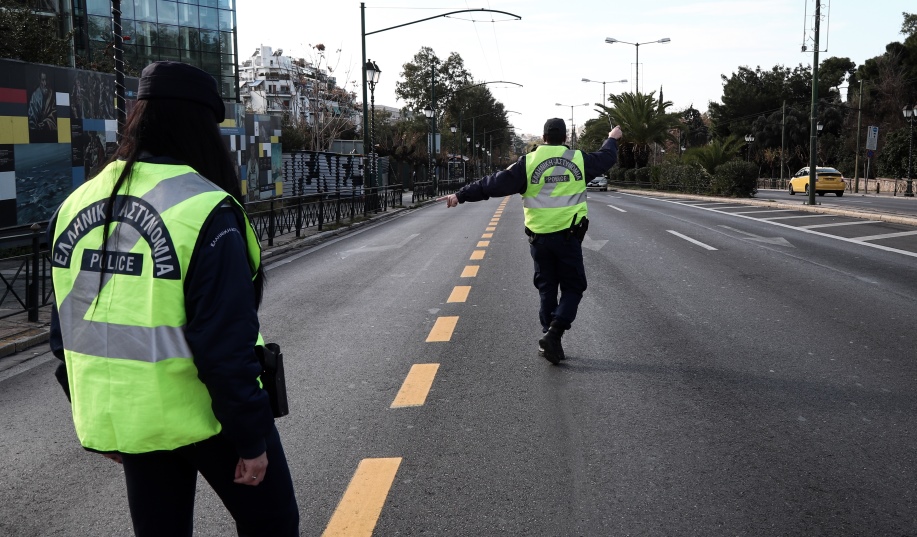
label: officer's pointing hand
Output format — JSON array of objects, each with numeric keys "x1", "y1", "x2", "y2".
[
  {"x1": 438, "y1": 194, "x2": 459, "y2": 208},
  {"x1": 609, "y1": 126, "x2": 623, "y2": 140}
]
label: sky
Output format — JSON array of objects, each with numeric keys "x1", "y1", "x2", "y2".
[{"x1": 235, "y1": 0, "x2": 913, "y2": 137}]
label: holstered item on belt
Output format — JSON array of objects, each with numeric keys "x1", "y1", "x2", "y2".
[
  {"x1": 255, "y1": 343, "x2": 289, "y2": 418},
  {"x1": 570, "y1": 216, "x2": 589, "y2": 242}
]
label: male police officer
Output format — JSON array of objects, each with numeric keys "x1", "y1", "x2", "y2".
[{"x1": 442, "y1": 118, "x2": 622, "y2": 364}]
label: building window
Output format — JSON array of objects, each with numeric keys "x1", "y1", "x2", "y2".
[
  {"x1": 178, "y1": 3, "x2": 198, "y2": 26},
  {"x1": 157, "y1": 0, "x2": 178, "y2": 26}
]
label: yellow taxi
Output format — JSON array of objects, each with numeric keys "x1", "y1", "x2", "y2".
[{"x1": 788, "y1": 167, "x2": 846, "y2": 197}]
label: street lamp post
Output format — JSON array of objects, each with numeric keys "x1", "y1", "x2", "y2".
[
  {"x1": 364, "y1": 60, "x2": 381, "y2": 192},
  {"x1": 582, "y1": 78, "x2": 627, "y2": 127},
  {"x1": 475, "y1": 141, "x2": 481, "y2": 177},
  {"x1": 555, "y1": 102, "x2": 589, "y2": 149},
  {"x1": 581, "y1": 78, "x2": 627, "y2": 107},
  {"x1": 450, "y1": 124, "x2": 457, "y2": 181},
  {"x1": 904, "y1": 105, "x2": 916, "y2": 197},
  {"x1": 604, "y1": 37, "x2": 670, "y2": 94},
  {"x1": 465, "y1": 134, "x2": 471, "y2": 180},
  {"x1": 423, "y1": 105, "x2": 435, "y2": 192},
  {"x1": 744, "y1": 134, "x2": 755, "y2": 162}
]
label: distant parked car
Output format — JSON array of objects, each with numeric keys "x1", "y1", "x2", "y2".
[
  {"x1": 788, "y1": 167, "x2": 846, "y2": 196},
  {"x1": 587, "y1": 177, "x2": 608, "y2": 189}
]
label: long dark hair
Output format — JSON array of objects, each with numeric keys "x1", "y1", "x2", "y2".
[{"x1": 96, "y1": 99, "x2": 264, "y2": 305}]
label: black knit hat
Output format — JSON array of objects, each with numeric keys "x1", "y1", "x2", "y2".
[
  {"x1": 543, "y1": 118, "x2": 566, "y2": 135},
  {"x1": 137, "y1": 61, "x2": 225, "y2": 122}
]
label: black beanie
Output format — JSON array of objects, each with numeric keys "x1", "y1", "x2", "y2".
[{"x1": 137, "y1": 61, "x2": 226, "y2": 122}]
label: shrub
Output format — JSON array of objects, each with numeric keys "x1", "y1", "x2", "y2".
[
  {"x1": 610, "y1": 166, "x2": 627, "y2": 182},
  {"x1": 712, "y1": 160, "x2": 758, "y2": 197},
  {"x1": 624, "y1": 168, "x2": 637, "y2": 182},
  {"x1": 659, "y1": 163, "x2": 711, "y2": 194},
  {"x1": 635, "y1": 167, "x2": 652, "y2": 185}
]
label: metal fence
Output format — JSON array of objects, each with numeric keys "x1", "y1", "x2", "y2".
[
  {"x1": 0, "y1": 224, "x2": 52, "y2": 321},
  {"x1": 245, "y1": 184, "x2": 404, "y2": 246}
]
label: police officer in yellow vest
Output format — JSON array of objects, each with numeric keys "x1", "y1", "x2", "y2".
[
  {"x1": 442, "y1": 119, "x2": 622, "y2": 364},
  {"x1": 49, "y1": 62, "x2": 299, "y2": 536}
]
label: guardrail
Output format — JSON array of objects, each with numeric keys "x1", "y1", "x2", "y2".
[{"x1": 0, "y1": 224, "x2": 52, "y2": 321}]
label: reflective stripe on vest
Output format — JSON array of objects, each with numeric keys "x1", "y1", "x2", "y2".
[
  {"x1": 52, "y1": 161, "x2": 261, "y2": 453},
  {"x1": 522, "y1": 146, "x2": 588, "y2": 234}
]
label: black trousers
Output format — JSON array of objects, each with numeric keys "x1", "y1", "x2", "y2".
[
  {"x1": 120, "y1": 424, "x2": 299, "y2": 537},
  {"x1": 529, "y1": 231, "x2": 588, "y2": 332}
]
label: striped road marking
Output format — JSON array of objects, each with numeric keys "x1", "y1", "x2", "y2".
[
  {"x1": 322, "y1": 458, "x2": 402, "y2": 537},
  {"x1": 470, "y1": 250, "x2": 485, "y2": 260},
  {"x1": 481, "y1": 233, "x2": 493, "y2": 238},
  {"x1": 391, "y1": 364, "x2": 440, "y2": 408},
  {"x1": 607, "y1": 204, "x2": 627, "y2": 213},
  {"x1": 477, "y1": 240, "x2": 490, "y2": 247},
  {"x1": 426, "y1": 316, "x2": 459, "y2": 342},
  {"x1": 461, "y1": 265, "x2": 480, "y2": 277},
  {"x1": 447, "y1": 285, "x2": 471, "y2": 303},
  {"x1": 485, "y1": 227, "x2": 496, "y2": 232}
]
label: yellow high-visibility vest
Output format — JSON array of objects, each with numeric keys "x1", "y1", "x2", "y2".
[
  {"x1": 522, "y1": 145, "x2": 588, "y2": 234},
  {"x1": 51, "y1": 160, "x2": 261, "y2": 453}
]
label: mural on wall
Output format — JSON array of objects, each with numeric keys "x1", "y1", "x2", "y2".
[{"x1": 0, "y1": 59, "x2": 283, "y2": 226}]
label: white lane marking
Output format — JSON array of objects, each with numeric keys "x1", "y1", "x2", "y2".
[
  {"x1": 801, "y1": 220, "x2": 881, "y2": 229},
  {"x1": 854, "y1": 230, "x2": 917, "y2": 242},
  {"x1": 620, "y1": 193, "x2": 917, "y2": 259},
  {"x1": 759, "y1": 214, "x2": 833, "y2": 221},
  {"x1": 607, "y1": 204, "x2": 627, "y2": 213},
  {"x1": 728, "y1": 209, "x2": 796, "y2": 215},
  {"x1": 581, "y1": 234, "x2": 608, "y2": 251},
  {"x1": 666, "y1": 230, "x2": 718, "y2": 250},
  {"x1": 719, "y1": 225, "x2": 794, "y2": 247}
]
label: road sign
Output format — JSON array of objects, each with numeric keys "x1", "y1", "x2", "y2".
[
  {"x1": 866, "y1": 149, "x2": 875, "y2": 158},
  {"x1": 866, "y1": 126, "x2": 879, "y2": 151}
]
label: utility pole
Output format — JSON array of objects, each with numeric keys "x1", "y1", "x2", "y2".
[
  {"x1": 780, "y1": 100, "x2": 786, "y2": 189},
  {"x1": 806, "y1": 0, "x2": 821, "y2": 206},
  {"x1": 854, "y1": 79, "x2": 863, "y2": 193}
]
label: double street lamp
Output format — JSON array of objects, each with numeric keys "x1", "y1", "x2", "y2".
[
  {"x1": 744, "y1": 133, "x2": 755, "y2": 162},
  {"x1": 450, "y1": 124, "x2": 457, "y2": 180},
  {"x1": 604, "y1": 37, "x2": 671, "y2": 94},
  {"x1": 581, "y1": 78, "x2": 627, "y2": 107},
  {"x1": 364, "y1": 60, "x2": 381, "y2": 190},
  {"x1": 555, "y1": 102, "x2": 589, "y2": 149},
  {"x1": 903, "y1": 105, "x2": 915, "y2": 197}
]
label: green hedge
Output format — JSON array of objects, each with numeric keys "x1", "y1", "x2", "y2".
[
  {"x1": 659, "y1": 163, "x2": 711, "y2": 194},
  {"x1": 624, "y1": 168, "x2": 637, "y2": 182},
  {"x1": 712, "y1": 161, "x2": 758, "y2": 197}
]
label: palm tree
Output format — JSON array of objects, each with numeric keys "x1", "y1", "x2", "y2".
[
  {"x1": 682, "y1": 136, "x2": 744, "y2": 174},
  {"x1": 600, "y1": 91, "x2": 681, "y2": 168}
]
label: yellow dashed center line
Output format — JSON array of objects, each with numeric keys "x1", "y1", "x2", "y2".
[
  {"x1": 461, "y1": 265, "x2": 479, "y2": 277},
  {"x1": 391, "y1": 363, "x2": 440, "y2": 408},
  {"x1": 470, "y1": 250, "x2": 485, "y2": 260},
  {"x1": 447, "y1": 285, "x2": 471, "y2": 303},
  {"x1": 322, "y1": 457, "x2": 402, "y2": 537},
  {"x1": 481, "y1": 233, "x2": 493, "y2": 238},
  {"x1": 485, "y1": 226, "x2": 496, "y2": 232},
  {"x1": 426, "y1": 316, "x2": 459, "y2": 342},
  {"x1": 477, "y1": 240, "x2": 490, "y2": 247}
]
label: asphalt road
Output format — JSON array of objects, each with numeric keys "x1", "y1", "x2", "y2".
[{"x1": 1, "y1": 191, "x2": 916, "y2": 536}]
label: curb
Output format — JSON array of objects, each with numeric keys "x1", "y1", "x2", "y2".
[{"x1": 0, "y1": 328, "x2": 51, "y2": 359}]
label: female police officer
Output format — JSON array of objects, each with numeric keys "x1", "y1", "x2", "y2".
[{"x1": 48, "y1": 62, "x2": 299, "y2": 536}]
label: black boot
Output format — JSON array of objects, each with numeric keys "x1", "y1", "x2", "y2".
[{"x1": 538, "y1": 321, "x2": 566, "y2": 364}]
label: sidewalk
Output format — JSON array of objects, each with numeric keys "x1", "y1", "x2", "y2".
[{"x1": 0, "y1": 198, "x2": 432, "y2": 368}]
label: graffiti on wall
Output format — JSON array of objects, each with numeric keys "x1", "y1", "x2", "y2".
[{"x1": 0, "y1": 59, "x2": 283, "y2": 226}]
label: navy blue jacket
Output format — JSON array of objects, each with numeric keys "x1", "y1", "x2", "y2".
[
  {"x1": 455, "y1": 137, "x2": 619, "y2": 203},
  {"x1": 50, "y1": 176, "x2": 272, "y2": 459}
]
